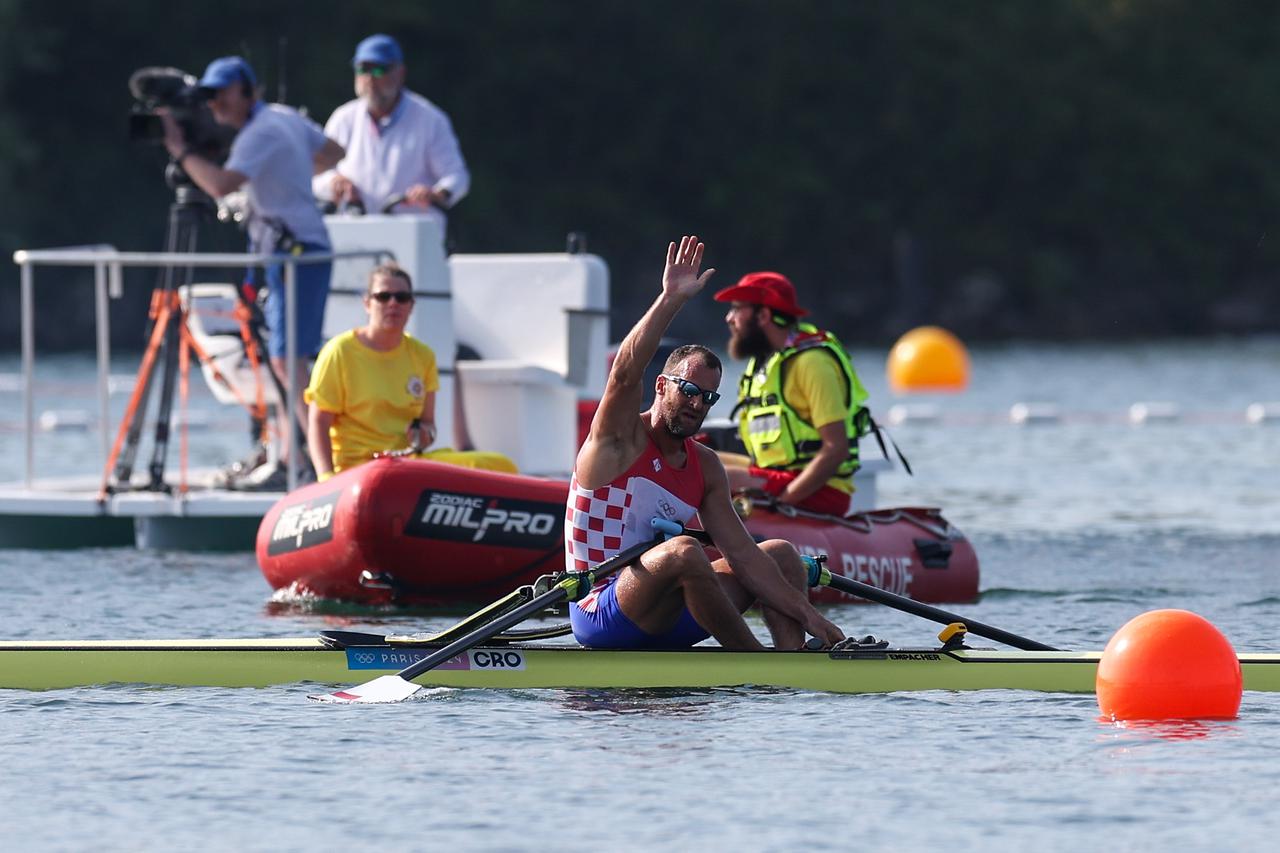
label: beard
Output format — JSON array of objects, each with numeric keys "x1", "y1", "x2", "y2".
[
  {"x1": 361, "y1": 86, "x2": 400, "y2": 116},
  {"x1": 660, "y1": 402, "x2": 707, "y2": 438},
  {"x1": 728, "y1": 321, "x2": 774, "y2": 361}
]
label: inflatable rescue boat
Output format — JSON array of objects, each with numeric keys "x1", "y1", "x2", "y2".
[{"x1": 257, "y1": 456, "x2": 979, "y2": 606}]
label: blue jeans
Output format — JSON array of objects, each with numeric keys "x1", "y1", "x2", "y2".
[{"x1": 263, "y1": 243, "x2": 331, "y2": 359}]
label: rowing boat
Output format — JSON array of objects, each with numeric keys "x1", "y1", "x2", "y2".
[{"x1": 2, "y1": 630, "x2": 1278, "y2": 693}]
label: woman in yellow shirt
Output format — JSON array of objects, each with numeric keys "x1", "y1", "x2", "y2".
[{"x1": 306, "y1": 264, "x2": 514, "y2": 481}]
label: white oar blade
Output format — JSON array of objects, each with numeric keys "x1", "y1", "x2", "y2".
[{"x1": 308, "y1": 674, "x2": 423, "y2": 704}]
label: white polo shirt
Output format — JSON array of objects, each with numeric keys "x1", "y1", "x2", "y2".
[
  {"x1": 316, "y1": 90, "x2": 470, "y2": 222},
  {"x1": 225, "y1": 102, "x2": 331, "y2": 250}
]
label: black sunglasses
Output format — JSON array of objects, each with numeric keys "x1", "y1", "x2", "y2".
[
  {"x1": 662, "y1": 374, "x2": 721, "y2": 405},
  {"x1": 369, "y1": 290, "x2": 414, "y2": 304}
]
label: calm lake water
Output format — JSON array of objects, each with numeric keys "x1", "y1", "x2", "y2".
[{"x1": 2, "y1": 339, "x2": 1279, "y2": 851}]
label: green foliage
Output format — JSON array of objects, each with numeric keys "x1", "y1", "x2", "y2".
[{"x1": 4, "y1": 0, "x2": 1280, "y2": 349}]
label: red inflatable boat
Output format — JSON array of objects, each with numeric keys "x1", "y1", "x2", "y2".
[{"x1": 257, "y1": 456, "x2": 979, "y2": 606}]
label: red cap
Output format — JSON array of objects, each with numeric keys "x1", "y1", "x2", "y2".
[{"x1": 713, "y1": 271, "x2": 808, "y2": 317}]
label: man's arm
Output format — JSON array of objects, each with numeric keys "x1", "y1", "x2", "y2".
[
  {"x1": 313, "y1": 138, "x2": 345, "y2": 175},
  {"x1": 173, "y1": 151, "x2": 247, "y2": 199},
  {"x1": 422, "y1": 112, "x2": 470, "y2": 206},
  {"x1": 308, "y1": 405, "x2": 336, "y2": 481},
  {"x1": 776, "y1": 352, "x2": 852, "y2": 504},
  {"x1": 777, "y1": 421, "x2": 847, "y2": 505},
  {"x1": 159, "y1": 111, "x2": 247, "y2": 198},
  {"x1": 575, "y1": 236, "x2": 715, "y2": 487},
  {"x1": 313, "y1": 109, "x2": 352, "y2": 202},
  {"x1": 698, "y1": 446, "x2": 845, "y2": 643}
]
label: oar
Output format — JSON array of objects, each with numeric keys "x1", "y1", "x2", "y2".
[
  {"x1": 676, "y1": 526, "x2": 1055, "y2": 651},
  {"x1": 816, "y1": 564, "x2": 1057, "y2": 651},
  {"x1": 310, "y1": 518, "x2": 684, "y2": 704}
]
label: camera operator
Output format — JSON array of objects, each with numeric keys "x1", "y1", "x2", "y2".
[
  {"x1": 160, "y1": 55, "x2": 345, "y2": 489},
  {"x1": 313, "y1": 34, "x2": 469, "y2": 234}
]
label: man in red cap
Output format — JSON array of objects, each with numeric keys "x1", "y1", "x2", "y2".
[{"x1": 714, "y1": 272, "x2": 871, "y2": 516}]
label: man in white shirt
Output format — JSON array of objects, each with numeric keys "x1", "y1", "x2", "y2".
[{"x1": 315, "y1": 34, "x2": 470, "y2": 229}]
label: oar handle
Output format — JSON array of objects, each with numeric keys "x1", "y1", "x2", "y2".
[
  {"x1": 821, "y1": 569, "x2": 1057, "y2": 652},
  {"x1": 392, "y1": 519, "x2": 683, "y2": 682}
]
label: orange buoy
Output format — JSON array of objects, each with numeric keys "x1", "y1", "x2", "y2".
[
  {"x1": 886, "y1": 326, "x2": 970, "y2": 394},
  {"x1": 1096, "y1": 609, "x2": 1242, "y2": 721}
]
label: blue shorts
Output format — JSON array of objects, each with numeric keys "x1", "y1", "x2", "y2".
[
  {"x1": 263, "y1": 243, "x2": 331, "y2": 359},
  {"x1": 570, "y1": 580, "x2": 710, "y2": 649}
]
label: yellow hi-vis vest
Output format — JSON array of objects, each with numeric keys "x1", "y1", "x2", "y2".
[{"x1": 735, "y1": 325, "x2": 870, "y2": 476}]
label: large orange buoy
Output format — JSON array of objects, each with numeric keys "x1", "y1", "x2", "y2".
[
  {"x1": 886, "y1": 326, "x2": 969, "y2": 394},
  {"x1": 1096, "y1": 609, "x2": 1242, "y2": 721}
]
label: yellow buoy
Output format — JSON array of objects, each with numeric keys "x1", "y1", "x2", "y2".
[{"x1": 886, "y1": 326, "x2": 970, "y2": 394}]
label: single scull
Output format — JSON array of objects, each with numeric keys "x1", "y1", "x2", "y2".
[{"x1": 1, "y1": 630, "x2": 1277, "y2": 694}]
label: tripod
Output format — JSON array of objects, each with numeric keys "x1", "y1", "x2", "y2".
[
  {"x1": 101, "y1": 171, "x2": 312, "y2": 496},
  {"x1": 102, "y1": 178, "x2": 211, "y2": 494}
]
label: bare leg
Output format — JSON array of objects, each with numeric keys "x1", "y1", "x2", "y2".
[
  {"x1": 754, "y1": 539, "x2": 809, "y2": 649},
  {"x1": 705, "y1": 539, "x2": 810, "y2": 649},
  {"x1": 614, "y1": 537, "x2": 765, "y2": 650}
]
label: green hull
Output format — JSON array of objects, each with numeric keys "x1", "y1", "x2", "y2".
[{"x1": 2, "y1": 637, "x2": 1278, "y2": 694}]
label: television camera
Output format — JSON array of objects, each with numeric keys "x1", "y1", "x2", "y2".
[{"x1": 128, "y1": 66, "x2": 235, "y2": 169}]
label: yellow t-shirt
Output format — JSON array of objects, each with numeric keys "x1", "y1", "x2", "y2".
[
  {"x1": 781, "y1": 348, "x2": 854, "y2": 495},
  {"x1": 305, "y1": 330, "x2": 439, "y2": 473}
]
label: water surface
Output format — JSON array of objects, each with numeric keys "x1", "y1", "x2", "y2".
[{"x1": 2, "y1": 341, "x2": 1279, "y2": 851}]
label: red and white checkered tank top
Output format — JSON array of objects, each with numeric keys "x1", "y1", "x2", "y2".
[{"x1": 565, "y1": 435, "x2": 705, "y2": 612}]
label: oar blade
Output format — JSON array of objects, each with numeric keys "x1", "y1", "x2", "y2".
[
  {"x1": 310, "y1": 521, "x2": 684, "y2": 706},
  {"x1": 309, "y1": 674, "x2": 423, "y2": 704}
]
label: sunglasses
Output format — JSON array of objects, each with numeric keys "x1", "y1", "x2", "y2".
[
  {"x1": 662, "y1": 374, "x2": 721, "y2": 406},
  {"x1": 369, "y1": 290, "x2": 414, "y2": 304},
  {"x1": 355, "y1": 63, "x2": 393, "y2": 78}
]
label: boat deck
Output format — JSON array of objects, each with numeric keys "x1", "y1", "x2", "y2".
[{"x1": 0, "y1": 472, "x2": 275, "y2": 549}]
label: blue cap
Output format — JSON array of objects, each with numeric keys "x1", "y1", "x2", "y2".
[
  {"x1": 198, "y1": 56, "x2": 257, "y2": 92},
  {"x1": 352, "y1": 34, "x2": 403, "y2": 67}
]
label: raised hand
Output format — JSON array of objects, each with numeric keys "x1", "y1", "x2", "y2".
[{"x1": 662, "y1": 235, "x2": 716, "y2": 301}]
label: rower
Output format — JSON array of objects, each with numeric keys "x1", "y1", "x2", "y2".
[{"x1": 564, "y1": 235, "x2": 846, "y2": 651}]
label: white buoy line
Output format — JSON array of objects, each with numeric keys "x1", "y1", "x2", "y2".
[
  {"x1": 0, "y1": 373, "x2": 147, "y2": 396},
  {"x1": 0, "y1": 409, "x2": 228, "y2": 433},
  {"x1": 886, "y1": 401, "x2": 1280, "y2": 427}
]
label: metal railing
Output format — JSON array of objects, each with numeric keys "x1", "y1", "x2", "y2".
[{"x1": 13, "y1": 245, "x2": 393, "y2": 493}]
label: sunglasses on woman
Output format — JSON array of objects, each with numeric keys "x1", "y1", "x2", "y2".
[
  {"x1": 661, "y1": 374, "x2": 721, "y2": 405},
  {"x1": 369, "y1": 290, "x2": 414, "y2": 304}
]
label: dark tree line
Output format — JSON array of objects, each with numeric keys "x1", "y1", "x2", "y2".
[{"x1": 4, "y1": 0, "x2": 1280, "y2": 351}]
